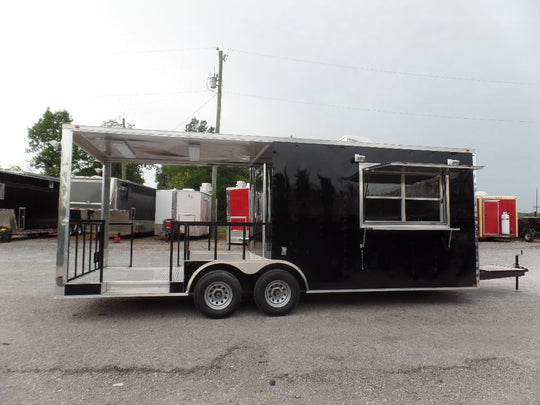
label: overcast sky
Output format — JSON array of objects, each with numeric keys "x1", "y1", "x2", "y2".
[{"x1": 1, "y1": 1, "x2": 539, "y2": 211}]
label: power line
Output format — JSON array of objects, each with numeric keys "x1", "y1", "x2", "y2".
[
  {"x1": 225, "y1": 48, "x2": 540, "y2": 87},
  {"x1": 172, "y1": 93, "x2": 217, "y2": 131},
  {"x1": 92, "y1": 90, "x2": 208, "y2": 98},
  {"x1": 111, "y1": 47, "x2": 215, "y2": 55},
  {"x1": 226, "y1": 91, "x2": 536, "y2": 124}
]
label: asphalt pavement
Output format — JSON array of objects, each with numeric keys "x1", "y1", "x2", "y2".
[{"x1": 1, "y1": 236, "x2": 539, "y2": 404}]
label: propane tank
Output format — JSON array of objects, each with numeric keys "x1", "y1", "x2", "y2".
[{"x1": 501, "y1": 212, "x2": 510, "y2": 235}]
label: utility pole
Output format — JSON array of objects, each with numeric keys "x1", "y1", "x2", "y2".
[
  {"x1": 211, "y1": 48, "x2": 225, "y2": 221},
  {"x1": 215, "y1": 48, "x2": 224, "y2": 133}
]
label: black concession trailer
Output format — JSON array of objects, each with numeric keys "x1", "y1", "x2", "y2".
[
  {"x1": 1, "y1": 170, "x2": 59, "y2": 242},
  {"x1": 55, "y1": 125, "x2": 526, "y2": 317},
  {"x1": 70, "y1": 176, "x2": 156, "y2": 235}
]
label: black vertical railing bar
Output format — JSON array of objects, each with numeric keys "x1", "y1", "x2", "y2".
[
  {"x1": 213, "y1": 223, "x2": 218, "y2": 260},
  {"x1": 176, "y1": 222, "x2": 181, "y2": 267},
  {"x1": 88, "y1": 223, "x2": 97, "y2": 274},
  {"x1": 81, "y1": 223, "x2": 87, "y2": 276},
  {"x1": 187, "y1": 223, "x2": 192, "y2": 261},
  {"x1": 88, "y1": 224, "x2": 93, "y2": 273},
  {"x1": 208, "y1": 227, "x2": 212, "y2": 251},
  {"x1": 73, "y1": 227, "x2": 79, "y2": 278},
  {"x1": 89, "y1": 223, "x2": 94, "y2": 274},
  {"x1": 129, "y1": 222, "x2": 134, "y2": 267},
  {"x1": 228, "y1": 226, "x2": 232, "y2": 251},
  {"x1": 91, "y1": 224, "x2": 95, "y2": 270},
  {"x1": 98, "y1": 223, "x2": 104, "y2": 283},
  {"x1": 169, "y1": 225, "x2": 174, "y2": 282},
  {"x1": 183, "y1": 223, "x2": 189, "y2": 262},
  {"x1": 88, "y1": 224, "x2": 97, "y2": 273},
  {"x1": 242, "y1": 224, "x2": 247, "y2": 260}
]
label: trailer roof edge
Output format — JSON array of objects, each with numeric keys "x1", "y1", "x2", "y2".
[{"x1": 63, "y1": 124, "x2": 475, "y2": 166}]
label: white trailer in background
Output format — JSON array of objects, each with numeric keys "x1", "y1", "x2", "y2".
[
  {"x1": 154, "y1": 189, "x2": 176, "y2": 236},
  {"x1": 155, "y1": 184, "x2": 212, "y2": 238}
]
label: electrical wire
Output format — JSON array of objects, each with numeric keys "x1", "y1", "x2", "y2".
[
  {"x1": 92, "y1": 90, "x2": 208, "y2": 98},
  {"x1": 226, "y1": 91, "x2": 536, "y2": 124},
  {"x1": 172, "y1": 93, "x2": 217, "y2": 131},
  {"x1": 111, "y1": 47, "x2": 215, "y2": 55},
  {"x1": 224, "y1": 47, "x2": 540, "y2": 87}
]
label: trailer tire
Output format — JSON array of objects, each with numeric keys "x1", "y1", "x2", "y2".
[
  {"x1": 193, "y1": 270, "x2": 242, "y2": 318},
  {"x1": 254, "y1": 270, "x2": 300, "y2": 316},
  {"x1": 523, "y1": 228, "x2": 535, "y2": 243},
  {"x1": 0, "y1": 229, "x2": 11, "y2": 243}
]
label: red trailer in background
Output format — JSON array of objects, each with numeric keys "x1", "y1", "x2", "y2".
[
  {"x1": 227, "y1": 181, "x2": 250, "y2": 244},
  {"x1": 477, "y1": 195, "x2": 518, "y2": 239}
]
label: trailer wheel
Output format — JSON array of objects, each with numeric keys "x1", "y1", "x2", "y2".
[
  {"x1": 0, "y1": 229, "x2": 11, "y2": 243},
  {"x1": 523, "y1": 228, "x2": 535, "y2": 243},
  {"x1": 254, "y1": 270, "x2": 300, "y2": 316},
  {"x1": 193, "y1": 270, "x2": 242, "y2": 318}
]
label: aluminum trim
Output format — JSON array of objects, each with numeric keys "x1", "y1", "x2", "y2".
[
  {"x1": 56, "y1": 127, "x2": 73, "y2": 297},
  {"x1": 307, "y1": 286, "x2": 477, "y2": 294}
]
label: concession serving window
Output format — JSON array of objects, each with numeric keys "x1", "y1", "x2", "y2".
[{"x1": 360, "y1": 161, "x2": 480, "y2": 231}]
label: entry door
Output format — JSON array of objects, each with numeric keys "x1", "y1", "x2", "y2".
[
  {"x1": 18, "y1": 207, "x2": 26, "y2": 229},
  {"x1": 482, "y1": 200, "x2": 500, "y2": 236}
]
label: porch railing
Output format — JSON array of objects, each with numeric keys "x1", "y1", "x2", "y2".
[
  {"x1": 168, "y1": 221, "x2": 270, "y2": 281},
  {"x1": 67, "y1": 220, "x2": 105, "y2": 282}
]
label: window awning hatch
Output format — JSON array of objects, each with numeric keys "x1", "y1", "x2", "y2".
[{"x1": 364, "y1": 161, "x2": 483, "y2": 173}]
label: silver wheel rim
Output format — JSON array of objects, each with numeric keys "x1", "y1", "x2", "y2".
[
  {"x1": 204, "y1": 281, "x2": 233, "y2": 310},
  {"x1": 264, "y1": 280, "x2": 291, "y2": 308}
]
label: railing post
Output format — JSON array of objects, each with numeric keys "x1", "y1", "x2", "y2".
[
  {"x1": 82, "y1": 223, "x2": 87, "y2": 274},
  {"x1": 129, "y1": 222, "x2": 134, "y2": 267},
  {"x1": 98, "y1": 221, "x2": 105, "y2": 283},
  {"x1": 169, "y1": 224, "x2": 174, "y2": 282},
  {"x1": 176, "y1": 224, "x2": 181, "y2": 267},
  {"x1": 213, "y1": 223, "x2": 218, "y2": 260},
  {"x1": 73, "y1": 227, "x2": 79, "y2": 278},
  {"x1": 183, "y1": 222, "x2": 189, "y2": 262},
  {"x1": 242, "y1": 224, "x2": 247, "y2": 260}
]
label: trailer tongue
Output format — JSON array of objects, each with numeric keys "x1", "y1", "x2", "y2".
[{"x1": 479, "y1": 252, "x2": 528, "y2": 290}]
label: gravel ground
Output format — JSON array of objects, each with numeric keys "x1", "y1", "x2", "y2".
[{"x1": 1, "y1": 236, "x2": 539, "y2": 404}]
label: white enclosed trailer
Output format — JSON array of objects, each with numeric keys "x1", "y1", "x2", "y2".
[
  {"x1": 154, "y1": 189, "x2": 176, "y2": 236},
  {"x1": 154, "y1": 186, "x2": 212, "y2": 237}
]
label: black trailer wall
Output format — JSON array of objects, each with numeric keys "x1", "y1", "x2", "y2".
[
  {"x1": 114, "y1": 180, "x2": 156, "y2": 221},
  {"x1": 0, "y1": 171, "x2": 59, "y2": 230},
  {"x1": 270, "y1": 142, "x2": 477, "y2": 290}
]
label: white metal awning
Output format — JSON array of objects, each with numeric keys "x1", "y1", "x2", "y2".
[{"x1": 68, "y1": 125, "x2": 277, "y2": 167}]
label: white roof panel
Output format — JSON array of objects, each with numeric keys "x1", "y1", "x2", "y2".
[{"x1": 65, "y1": 125, "x2": 473, "y2": 167}]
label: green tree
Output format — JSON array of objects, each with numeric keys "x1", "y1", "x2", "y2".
[
  {"x1": 27, "y1": 108, "x2": 101, "y2": 177},
  {"x1": 0, "y1": 164, "x2": 23, "y2": 172},
  {"x1": 184, "y1": 117, "x2": 215, "y2": 133},
  {"x1": 155, "y1": 118, "x2": 249, "y2": 221},
  {"x1": 101, "y1": 117, "x2": 145, "y2": 184}
]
